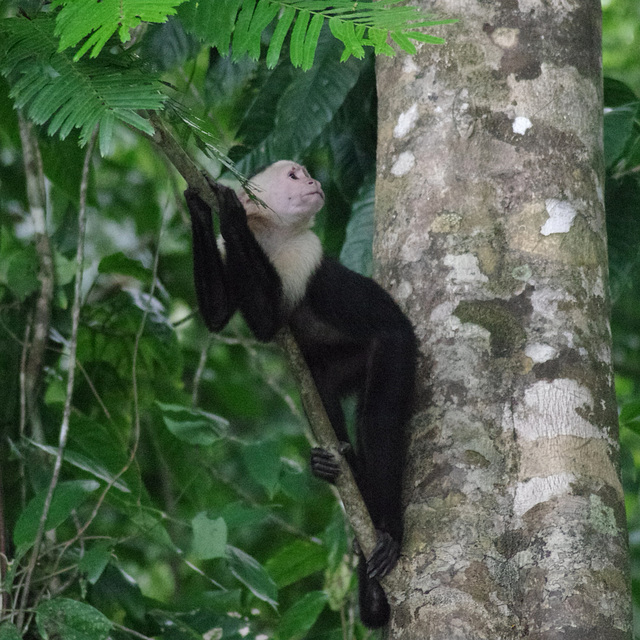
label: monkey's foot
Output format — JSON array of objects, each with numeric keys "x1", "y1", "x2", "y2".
[
  {"x1": 310, "y1": 447, "x2": 341, "y2": 483},
  {"x1": 367, "y1": 531, "x2": 399, "y2": 579}
]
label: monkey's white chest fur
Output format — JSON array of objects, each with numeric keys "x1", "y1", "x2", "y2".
[{"x1": 255, "y1": 229, "x2": 322, "y2": 310}]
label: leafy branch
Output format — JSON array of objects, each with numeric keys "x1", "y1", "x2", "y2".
[
  {"x1": 0, "y1": 15, "x2": 167, "y2": 155},
  {"x1": 180, "y1": 0, "x2": 455, "y2": 70}
]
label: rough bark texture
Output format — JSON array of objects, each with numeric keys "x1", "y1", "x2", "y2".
[{"x1": 374, "y1": 0, "x2": 631, "y2": 638}]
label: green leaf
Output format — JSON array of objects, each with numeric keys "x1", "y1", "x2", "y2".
[
  {"x1": 78, "y1": 543, "x2": 113, "y2": 584},
  {"x1": 191, "y1": 513, "x2": 228, "y2": 560},
  {"x1": 391, "y1": 30, "x2": 416, "y2": 54},
  {"x1": 290, "y1": 10, "x2": 311, "y2": 68},
  {"x1": 339, "y1": 180, "x2": 375, "y2": 276},
  {"x1": 246, "y1": 0, "x2": 280, "y2": 59},
  {"x1": 53, "y1": 0, "x2": 188, "y2": 60},
  {"x1": 0, "y1": 623, "x2": 22, "y2": 640},
  {"x1": 157, "y1": 402, "x2": 229, "y2": 445},
  {"x1": 232, "y1": 0, "x2": 257, "y2": 59},
  {"x1": 604, "y1": 77, "x2": 639, "y2": 108},
  {"x1": 302, "y1": 14, "x2": 325, "y2": 71},
  {"x1": 266, "y1": 6, "x2": 296, "y2": 68},
  {"x1": 98, "y1": 251, "x2": 153, "y2": 283},
  {"x1": 276, "y1": 591, "x2": 328, "y2": 640},
  {"x1": 5, "y1": 244, "x2": 39, "y2": 301},
  {"x1": 604, "y1": 105, "x2": 637, "y2": 168},
  {"x1": 28, "y1": 440, "x2": 132, "y2": 493},
  {"x1": 265, "y1": 539, "x2": 328, "y2": 588},
  {"x1": 36, "y1": 598, "x2": 111, "y2": 640},
  {"x1": 179, "y1": 0, "x2": 243, "y2": 51},
  {"x1": 226, "y1": 545, "x2": 278, "y2": 609},
  {"x1": 242, "y1": 439, "x2": 281, "y2": 498},
  {"x1": 14, "y1": 480, "x2": 100, "y2": 549},
  {"x1": 234, "y1": 34, "x2": 362, "y2": 174}
]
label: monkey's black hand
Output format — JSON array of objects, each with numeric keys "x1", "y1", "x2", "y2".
[
  {"x1": 208, "y1": 181, "x2": 248, "y2": 237},
  {"x1": 367, "y1": 531, "x2": 399, "y2": 579},
  {"x1": 310, "y1": 447, "x2": 341, "y2": 483}
]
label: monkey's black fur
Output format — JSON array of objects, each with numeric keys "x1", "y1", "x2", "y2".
[{"x1": 185, "y1": 182, "x2": 416, "y2": 628}]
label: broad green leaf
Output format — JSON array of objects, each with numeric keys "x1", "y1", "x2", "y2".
[
  {"x1": 234, "y1": 33, "x2": 362, "y2": 174},
  {"x1": 339, "y1": 180, "x2": 375, "y2": 276},
  {"x1": 53, "y1": 0, "x2": 188, "y2": 60},
  {"x1": 276, "y1": 591, "x2": 328, "y2": 640},
  {"x1": 28, "y1": 440, "x2": 132, "y2": 493},
  {"x1": 14, "y1": 480, "x2": 100, "y2": 549},
  {"x1": 36, "y1": 598, "x2": 111, "y2": 640},
  {"x1": 127, "y1": 509, "x2": 176, "y2": 549},
  {"x1": 98, "y1": 251, "x2": 153, "y2": 283},
  {"x1": 226, "y1": 545, "x2": 278, "y2": 609},
  {"x1": 242, "y1": 439, "x2": 281, "y2": 498},
  {"x1": 604, "y1": 77, "x2": 638, "y2": 108},
  {"x1": 604, "y1": 105, "x2": 637, "y2": 168},
  {"x1": 220, "y1": 501, "x2": 271, "y2": 529},
  {"x1": 78, "y1": 544, "x2": 113, "y2": 584},
  {"x1": 5, "y1": 244, "x2": 39, "y2": 300},
  {"x1": 265, "y1": 539, "x2": 328, "y2": 588},
  {"x1": 191, "y1": 513, "x2": 228, "y2": 560},
  {"x1": 157, "y1": 402, "x2": 229, "y2": 445}
]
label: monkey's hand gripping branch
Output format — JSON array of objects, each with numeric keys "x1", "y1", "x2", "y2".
[{"x1": 147, "y1": 115, "x2": 398, "y2": 591}]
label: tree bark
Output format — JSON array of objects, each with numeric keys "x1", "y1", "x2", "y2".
[{"x1": 375, "y1": 0, "x2": 631, "y2": 638}]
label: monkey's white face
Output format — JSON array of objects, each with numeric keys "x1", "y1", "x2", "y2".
[{"x1": 240, "y1": 160, "x2": 325, "y2": 228}]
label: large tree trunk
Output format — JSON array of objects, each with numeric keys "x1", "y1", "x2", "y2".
[{"x1": 374, "y1": 0, "x2": 631, "y2": 638}]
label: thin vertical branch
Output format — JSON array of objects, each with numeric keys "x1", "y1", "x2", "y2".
[
  {"x1": 16, "y1": 127, "x2": 98, "y2": 631},
  {"x1": 17, "y1": 114, "x2": 53, "y2": 444},
  {"x1": 192, "y1": 334, "x2": 213, "y2": 407}
]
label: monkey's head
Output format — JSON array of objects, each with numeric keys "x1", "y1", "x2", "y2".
[{"x1": 238, "y1": 160, "x2": 325, "y2": 229}]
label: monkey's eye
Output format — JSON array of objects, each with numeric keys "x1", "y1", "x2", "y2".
[{"x1": 288, "y1": 171, "x2": 298, "y2": 180}]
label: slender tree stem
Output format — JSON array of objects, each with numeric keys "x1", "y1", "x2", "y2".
[{"x1": 17, "y1": 126, "x2": 98, "y2": 630}]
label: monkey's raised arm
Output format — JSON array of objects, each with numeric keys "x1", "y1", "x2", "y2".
[
  {"x1": 184, "y1": 182, "x2": 284, "y2": 340},
  {"x1": 184, "y1": 186, "x2": 233, "y2": 332}
]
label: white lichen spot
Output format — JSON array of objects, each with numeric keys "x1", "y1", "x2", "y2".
[
  {"x1": 540, "y1": 199, "x2": 577, "y2": 235},
  {"x1": 402, "y1": 56, "x2": 419, "y2": 74},
  {"x1": 511, "y1": 264, "x2": 532, "y2": 282},
  {"x1": 203, "y1": 629, "x2": 223, "y2": 640},
  {"x1": 525, "y1": 343, "x2": 557, "y2": 363},
  {"x1": 512, "y1": 378, "x2": 604, "y2": 441},
  {"x1": 493, "y1": 27, "x2": 519, "y2": 48},
  {"x1": 396, "y1": 280, "x2": 413, "y2": 301},
  {"x1": 394, "y1": 104, "x2": 419, "y2": 138},
  {"x1": 239, "y1": 627, "x2": 251, "y2": 638},
  {"x1": 400, "y1": 234, "x2": 425, "y2": 262},
  {"x1": 514, "y1": 473, "x2": 575, "y2": 517},
  {"x1": 589, "y1": 494, "x2": 618, "y2": 536},
  {"x1": 512, "y1": 116, "x2": 532, "y2": 135},
  {"x1": 443, "y1": 253, "x2": 488, "y2": 283},
  {"x1": 391, "y1": 151, "x2": 415, "y2": 176}
]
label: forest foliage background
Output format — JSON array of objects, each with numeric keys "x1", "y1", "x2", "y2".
[{"x1": 0, "y1": 0, "x2": 639, "y2": 639}]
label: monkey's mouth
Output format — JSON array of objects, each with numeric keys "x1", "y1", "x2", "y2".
[{"x1": 305, "y1": 190, "x2": 325, "y2": 200}]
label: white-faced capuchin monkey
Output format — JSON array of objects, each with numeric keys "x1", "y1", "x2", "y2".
[{"x1": 184, "y1": 161, "x2": 417, "y2": 628}]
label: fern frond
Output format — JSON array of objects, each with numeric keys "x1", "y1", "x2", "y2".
[
  {"x1": 180, "y1": 0, "x2": 455, "y2": 71},
  {"x1": 0, "y1": 16, "x2": 166, "y2": 155},
  {"x1": 53, "y1": 0, "x2": 188, "y2": 60}
]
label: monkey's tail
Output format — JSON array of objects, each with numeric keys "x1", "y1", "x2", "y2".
[{"x1": 358, "y1": 558, "x2": 390, "y2": 628}]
